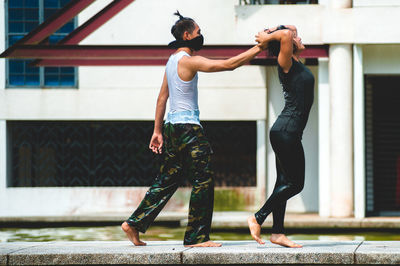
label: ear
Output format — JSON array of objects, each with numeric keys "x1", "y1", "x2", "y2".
[{"x1": 182, "y1": 31, "x2": 190, "y2": 41}]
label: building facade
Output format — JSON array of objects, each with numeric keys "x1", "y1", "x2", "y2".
[{"x1": 1, "y1": 0, "x2": 400, "y2": 219}]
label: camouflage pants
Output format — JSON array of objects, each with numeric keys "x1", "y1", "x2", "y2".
[{"x1": 126, "y1": 123, "x2": 214, "y2": 245}]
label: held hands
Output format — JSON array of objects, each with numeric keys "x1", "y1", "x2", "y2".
[
  {"x1": 256, "y1": 25, "x2": 297, "y2": 50},
  {"x1": 255, "y1": 30, "x2": 270, "y2": 50},
  {"x1": 149, "y1": 132, "x2": 163, "y2": 154}
]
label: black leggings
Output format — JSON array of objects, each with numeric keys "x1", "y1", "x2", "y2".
[{"x1": 254, "y1": 130, "x2": 305, "y2": 234}]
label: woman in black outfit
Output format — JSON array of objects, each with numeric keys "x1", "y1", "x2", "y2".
[{"x1": 248, "y1": 25, "x2": 314, "y2": 248}]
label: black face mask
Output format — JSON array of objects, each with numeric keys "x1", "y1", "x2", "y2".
[{"x1": 168, "y1": 34, "x2": 204, "y2": 51}]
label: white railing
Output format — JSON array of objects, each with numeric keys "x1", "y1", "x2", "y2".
[{"x1": 239, "y1": 0, "x2": 318, "y2": 4}]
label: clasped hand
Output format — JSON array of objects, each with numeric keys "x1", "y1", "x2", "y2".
[{"x1": 255, "y1": 30, "x2": 270, "y2": 50}]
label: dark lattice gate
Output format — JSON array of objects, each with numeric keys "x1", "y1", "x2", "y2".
[{"x1": 8, "y1": 121, "x2": 256, "y2": 187}]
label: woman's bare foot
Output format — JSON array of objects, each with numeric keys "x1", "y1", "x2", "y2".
[
  {"x1": 184, "y1": 241, "x2": 222, "y2": 247},
  {"x1": 121, "y1": 221, "x2": 146, "y2": 246},
  {"x1": 270, "y1": 233, "x2": 302, "y2": 248},
  {"x1": 247, "y1": 215, "x2": 265, "y2": 244}
]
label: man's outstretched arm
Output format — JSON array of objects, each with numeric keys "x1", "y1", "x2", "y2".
[{"x1": 187, "y1": 45, "x2": 263, "y2": 73}]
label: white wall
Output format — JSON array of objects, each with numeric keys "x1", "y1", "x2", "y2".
[
  {"x1": 266, "y1": 65, "x2": 319, "y2": 213},
  {"x1": 80, "y1": 0, "x2": 239, "y2": 45},
  {"x1": 0, "y1": 187, "x2": 190, "y2": 216},
  {"x1": 302, "y1": 65, "x2": 319, "y2": 212},
  {"x1": 318, "y1": 58, "x2": 330, "y2": 217},
  {"x1": 0, "y1": 121, "x2": 6, "y2": 214},
  {"x1": 79, "y1": 0, "x2": 400, "y2": 47},
  {"x1": 0, "y1": 66, "x2": 266, "y2": 121},
  {"x1": 234, "y1": 4, "x2": 323, "y2": 45},
  {"x1": 363, "y1": 45, "x2": 400, "y2": 74},
  {"x1": 353, "y1": 0, "x2": 400, "y2": 7},
  {"x1": 234, "y1": 4, "x2": 400, "y2": 45}
]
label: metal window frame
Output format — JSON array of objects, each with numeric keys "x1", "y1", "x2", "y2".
[{"x1": 5, "y1": 0, "x2": 78, "y2": 89}]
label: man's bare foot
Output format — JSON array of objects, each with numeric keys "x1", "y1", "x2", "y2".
[
  {"x1": 184, "y1": 241, "x2": 222, "y2": 247},
  {"x1": 121, "y1": 221, "x2": 146, "y2": 246},
  {"x1": 270, "y1": 233, "x2": 302, "y2": 248},
  {"x1": 247, "y1": 215, "x2": 265, "y2": 244}
]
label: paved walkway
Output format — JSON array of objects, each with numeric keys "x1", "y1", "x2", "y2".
[
  {"x1": 1, "y1": 240, "x2": 400, "y2": 265},
  {"x1": 2, "y1": 212, "x2": 400, "y2": 265}
]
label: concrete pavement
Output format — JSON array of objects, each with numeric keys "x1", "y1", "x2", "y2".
[{"x1": 1, "y1": 240, "x2": 400, "y2": 265}]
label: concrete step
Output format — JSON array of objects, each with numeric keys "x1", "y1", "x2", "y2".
[{"x1": 1, "y1": 240, "x2": 400, "y2": 265}]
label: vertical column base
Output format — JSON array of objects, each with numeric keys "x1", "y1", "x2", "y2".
[
  {"x1": 318, "y1": 58, "x2": 330, "y2": 217},
  {"x1": 353, "y1": 45, "x2": 366, "y2": 219},
  {"x1": 329, "y1": 44, "x2": 354, "y2": 218}
]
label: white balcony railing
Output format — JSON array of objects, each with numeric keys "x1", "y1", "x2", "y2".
[{"x1": 239, "y1": 0, "x2": 318, "y2": 4}]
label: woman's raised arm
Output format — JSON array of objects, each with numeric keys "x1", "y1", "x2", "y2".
[{"x1": 256, "y1": 29, "x2": 294, "y2": 73}]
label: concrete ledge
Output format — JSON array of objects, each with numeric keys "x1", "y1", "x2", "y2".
[
  {"x1": 182, "y1": 241, "x2": 360, "y2": 265},
  {"x1": 3, "y1": 212, "x2": 400, "y2": 230},
  {"x1": 355, "y1": 241, "x2": 400, "y2": 265},
  {"x1": 2, "y1": 241, "x2": 188, "y2": 265},
  {"x1": 1, "y1": 240, "x2": 400, "y2": 265},
  {"x1": 0, "y1": 242, "x2": 43, "y2": 266},
  {"x1": 0, "y1": 212, "x2": 187, "y2": 224}
]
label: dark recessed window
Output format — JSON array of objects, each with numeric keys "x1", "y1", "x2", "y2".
[{"x1": 365, "y1": 76, "x2": 400, "y2": 216}]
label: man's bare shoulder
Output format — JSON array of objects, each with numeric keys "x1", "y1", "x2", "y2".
[{"x1": 180, "y1": 55, "x2": 206, "y2": 64}]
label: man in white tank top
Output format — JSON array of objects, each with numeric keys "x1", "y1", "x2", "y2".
[{"x1": 122, "y1": 11, "x2": 263, "y2": 247}]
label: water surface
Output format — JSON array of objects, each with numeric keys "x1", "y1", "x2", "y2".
[{"x1": 1, "y1": 226, "x2": 400, "y2": 242}]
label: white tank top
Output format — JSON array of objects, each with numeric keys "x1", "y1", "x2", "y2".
[{"x1": 165, "y1": 51, "x2": 200, "y2": 125}]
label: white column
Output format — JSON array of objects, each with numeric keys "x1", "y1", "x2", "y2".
[
  {"x1": 353, "y1": 45, "x2": 365, "y2": 219},
  {"x1": 329, "y1": 44, "x2": 354, "y2": 217},
  {"x1": 257, "y1": 120, "x2": 267, "y2": 206},
  {"x1": 318, "y1": 58, "x2": 330, "y2": 217}
]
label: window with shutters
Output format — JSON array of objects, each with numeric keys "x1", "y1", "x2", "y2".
[{"x1": 365, "y1": 76, "x2": 400, "y2": 216}]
